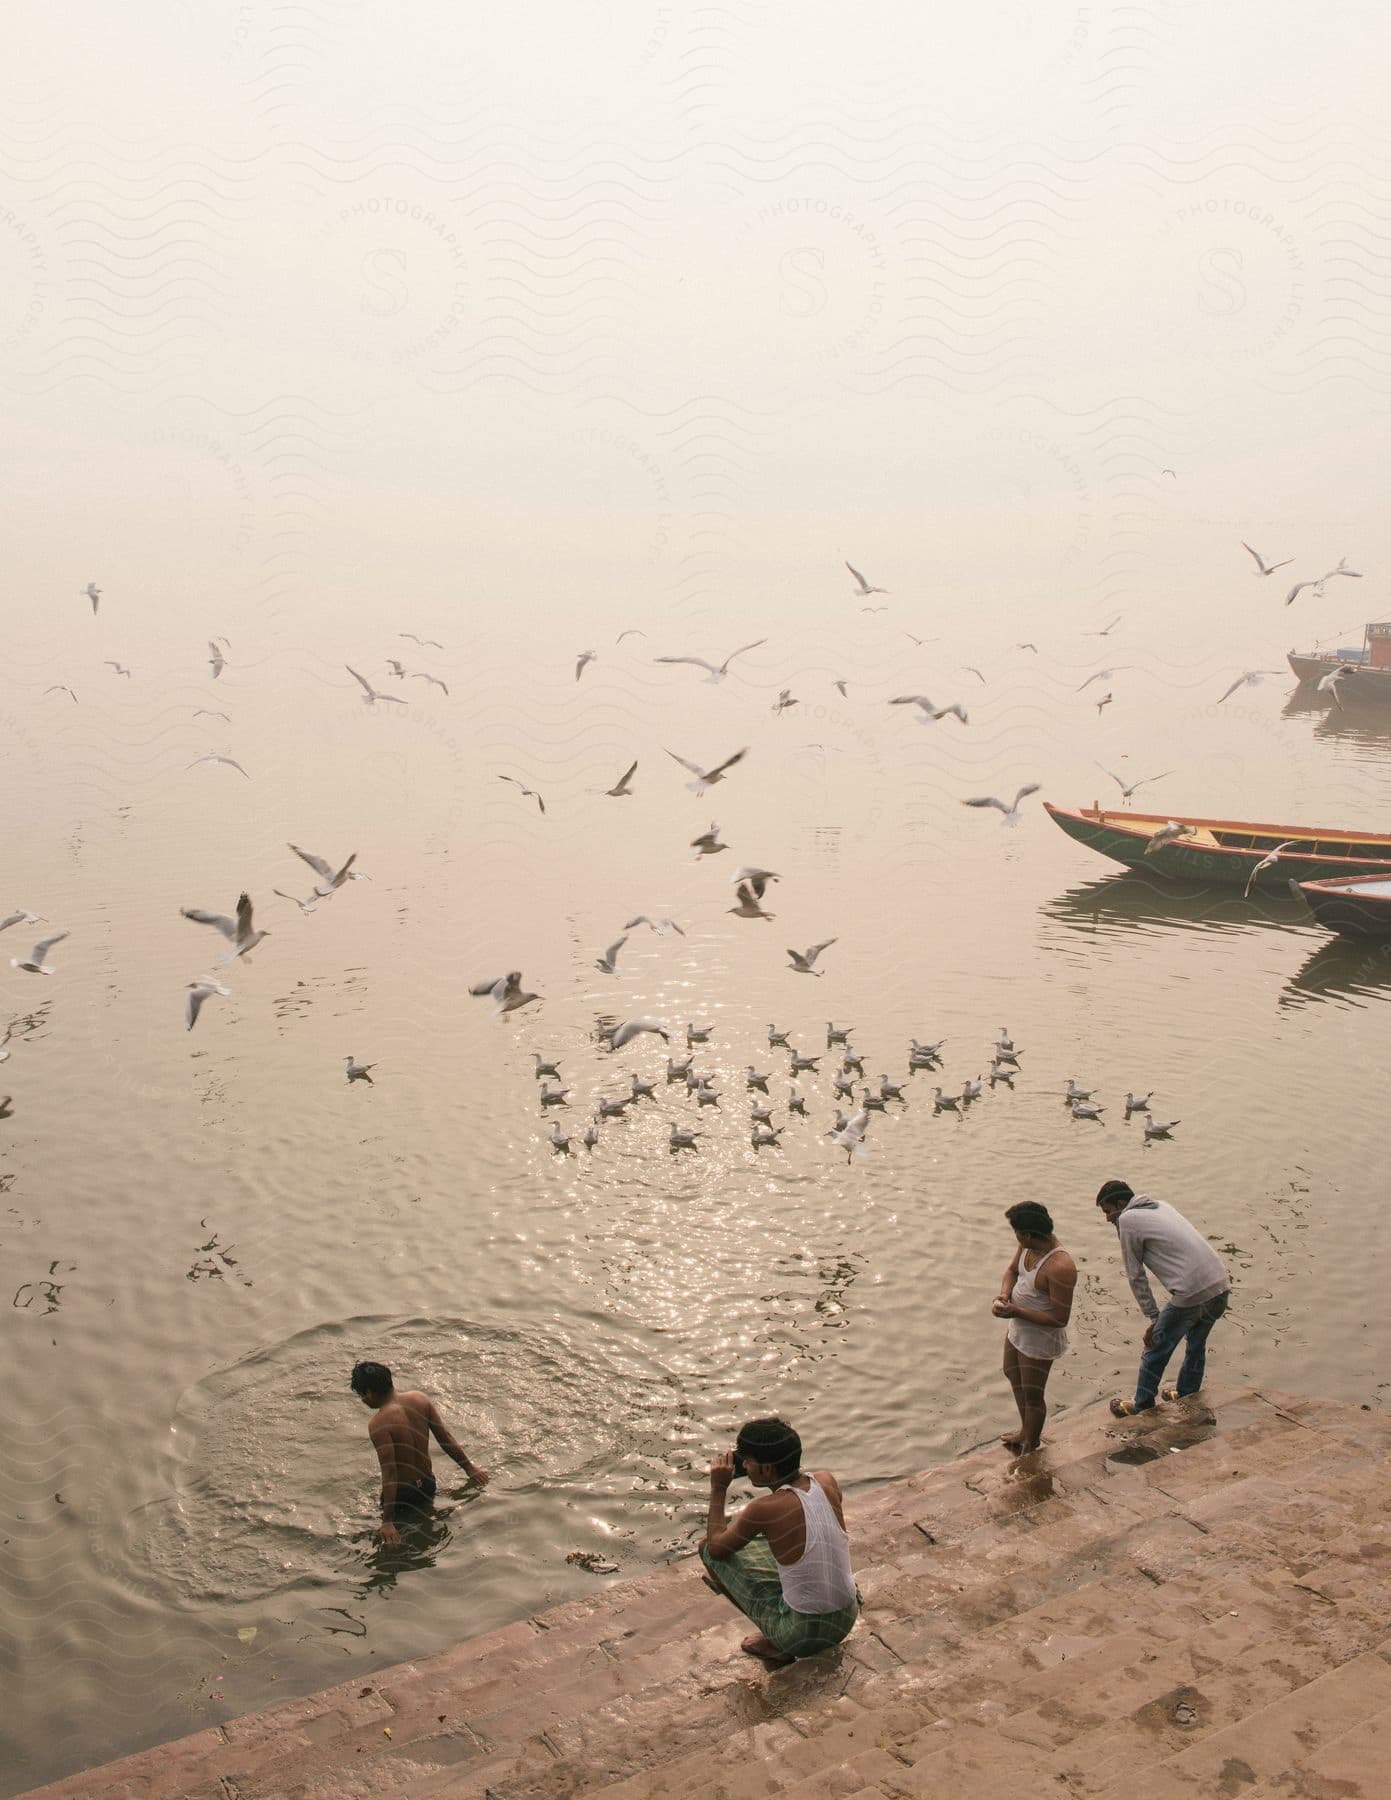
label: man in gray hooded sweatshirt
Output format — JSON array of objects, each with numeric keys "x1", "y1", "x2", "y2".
[{"x1": 1096, "y1": 1179, "x2": 1231, "y2": 1416}]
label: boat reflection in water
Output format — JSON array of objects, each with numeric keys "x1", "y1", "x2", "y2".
[
  {"x1": 1282, "y1": 689, "x2": 1391, "y2": 748},
  {"x1": 1280, "y1": 933, "x2": 1391, "y2": 1010},
  {"x1": 1042, "y1": 873, "x2": 1391, "y2": 1009},
  {"x1": 1042, "y1": 870, "x2": 1312, "y2": 941}
]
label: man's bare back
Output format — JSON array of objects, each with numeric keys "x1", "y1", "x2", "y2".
[{"x1": 350, "y1": 1362, "x2": 489, "y2": 1545}]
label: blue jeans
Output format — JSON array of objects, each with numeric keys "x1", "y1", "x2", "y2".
[{"x1": 1134, "y1": 1291, "x2": 1230, "y2": 1408}]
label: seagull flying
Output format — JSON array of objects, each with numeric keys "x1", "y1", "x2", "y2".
[
  {"x1": 575, "y1": 650, "x2": 597, "y2": 681},
  {"x1": 610, "y1": 1016, "x2": 670, "y2": 1051},
  {"x1": 691, "y1": 822, "x2": 727, "y2": 858},
  {"x1": 346, "y1": 665, "x2": 405, "y2": 705},
  {"x1": 410, "y1": 672, "x2": 449, "y2": 695},
  {"x1": 498, "y1": 775, "x2": 545, "y2": 814},
  {"x1": 832, "y1": 679, "x2": 848, "y2": 697},
  {"x1": 595, "y1": 935, "x2": 628, "y2": 975},
  {"x1": 386, "y1": 660, "x2": 408, "y2": 678},
  {"x1": 1077, "y1": 667, "x2": 1128, "y2": 692},
  {"x1": 1096, "y1": 764, "x2": 1174, "y2": 802},
  {"x1": 1217, "y1": 669, "x2": 1284, "y2": 704},
  {"x1": 188, "y1": 754, "x2": 250, "y2": 779},
  {"x1": 961, "y1": 784, "x2": 1040, "y2": 825},
  {"x1": 730, "y1": 866, "x2": 778, "y2": 896},
  {"x1": 82, "y1": 582, "x2": 101, "y2": 613},
  {"x1": 208, "y1": 642, "x2": 226, "y2": 679},
  {"x1": 890, "y1": 695, "x2": 968, "y2": 725},
  {"x1": 1243, "y1": 840, "x2": 1298, "y2": 899},
  {"x1": 272, "y1": 889, "x2": 319, "y2": 915},
  {"x1": 605, "y1": 759, "x2": 638, "y2": 797},
  {"x1": 185, "y1": 977, "x2": 231, "y2": 1030},
  {"x1": 624, "y1": 915, "x2": 684, "y2": 936},
  {"x1": 10, "y1": 932, "x2": 68, "y2": 975},
  {"x1": 730, "y1": 880, "x2": 775, "y2": 920},
  {"x1": 1316, "y1": 664, "x2": 1359, "y2": 709},
  {"x1": 665, "y1": 746, "x2": 749, "y2": 795},
  {"x1": 0, "y1": 911, "x2": 43, "y2": 934},
  {"x1": 1242, "y1": 542, "x2": 1293, "y2": 576},
  {"x1": 181, "y1": 893, "x2": 268, "y2": 959},
  {"x1": 787, "y1": 938, "x2": 836, "y2": 975},
  {"x1": 194, "y1": 709, "x2": 230, "y2": 721},
  {"x1": 1143, "y1": 820, "x2": 1197, "y2": 856},
  {"x1": 104, "y1": 661, "x2": 132, "y2": 678},
  {"x1": 289, "y1": 844, "x2": 362, "y2": 895},
  {"x1": 772, "y1": 688, "x2": 798, "y2": 714},
  {"x1": 400, "y1": 633, "x2": 444, "y2": 649},
  {"x1": 45, "y1": 686, "x2": 77, "y2": 703},
  {"x1": 1095, "y1": 692, "x2": 1113, "y2": 715},
  {"x1": 845, "y1": 562, "x2": 887, "y2": 596},
  {"x1": 1084, "y1": 615, "x2": 1123, "y2": 637},
  {"x1": 654, "y1": 641, "x2": 766, "y2": 684}
]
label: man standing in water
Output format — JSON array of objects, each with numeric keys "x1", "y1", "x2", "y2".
[
  {"x1": 350, "y1": 1361, "x2": 490, "y2": 1545},
  {"x1": 1095, "y1": 1181, "x2": 1232, "y2": 1417}
]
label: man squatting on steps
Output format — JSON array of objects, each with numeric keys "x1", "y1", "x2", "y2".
[
  {"x1": 700, "y1": 1417, "x2": 861, "y2": 1666},
  {"x1": 1096, "y1": 1180, "x2": 1232, "y2": 1418}
]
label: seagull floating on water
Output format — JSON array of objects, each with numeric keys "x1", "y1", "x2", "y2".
[
  {"x1": 549, "y1": 1121, "x2": 572, "y2": 1154},
  {"x1": 1124, "y1": 1091, "x2": 1153, "y2": 1117},
  {"x1": 1069, "y1": 1097, "x2": 1105, "y2": 1121},
  {"x1": 1142, "y1": 1115, "x2": 1180, "y2": 1141},
  {"x1": 539, "y1": 1081, "x2": 570, "y2": 1107},
  {"x1": 669, "y1": 1123, "x2": 701, "y2": 1153},
  {"x1": 790, "y1": 1051, "x2": 820, "y2": 1072},
  {"x1": 344, "y1": 1055, "x2": 375, "y2": 1084},
  {"x1": 534, "y1": 1053, "x2": 561, "y2": 1079}
]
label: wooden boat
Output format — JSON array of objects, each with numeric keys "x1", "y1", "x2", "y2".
[
  {"x1": 1292, "y1": 872, "x2": 1391, "y2": 939},
  {"x1": 1044, "y1": 803, "x2": 1391, "y2": 890},
  {"x1": 1287, "y1": 620, "x2": 1391, "y2": 704}
]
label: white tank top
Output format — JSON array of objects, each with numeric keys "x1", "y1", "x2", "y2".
[{"x1": 774, "y1": 1477, "x2": 857, "y2": 1614}]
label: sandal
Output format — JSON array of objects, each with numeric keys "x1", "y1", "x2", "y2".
[
  {"x1": 1160, "y1": 1385, "x2": 1184, "y2": 1403},
  {"x1": 1110, "y1": 1397, "x2": 1142, "y2": 1418},
  {"x1": 741, "y1": 1633, "x2": 795, "y2": 1666}
]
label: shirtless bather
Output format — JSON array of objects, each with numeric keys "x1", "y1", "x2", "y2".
[{"x1": 350, "y1": 1361, "x2": 490, "y2": 1545}]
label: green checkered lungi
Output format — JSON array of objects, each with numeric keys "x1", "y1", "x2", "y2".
[{"x1": 700, "y1": 1537, "x2": 860, "y2": 1658}]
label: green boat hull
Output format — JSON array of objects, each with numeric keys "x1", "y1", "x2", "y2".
[{"x1": 1048, "y1": 810, "x2": 1391, "y2": 891}]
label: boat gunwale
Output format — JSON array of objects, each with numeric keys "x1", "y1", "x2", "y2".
[
  {"x1": 1043, "y1": 801, "x2": 1391, "y2": 852},
  {"x1": 1296, "y1": 874, "x2": 1391, "y2": 898}
]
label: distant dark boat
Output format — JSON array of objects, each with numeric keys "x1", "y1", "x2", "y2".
[
  {"x1": 1287, "y1": 620, "x2": 1391, "y2": 703},
  {"x1": 1044, "y1": 803, "x2": 1391, "y2": 890},
  {"x1": 1292, "y1": 873, "x2": 1391, "y2": 939}
]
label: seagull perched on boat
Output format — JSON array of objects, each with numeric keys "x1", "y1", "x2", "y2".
[
  {"x1": 1316, "y1": 665, "x2": 1359, "y2": 709},
  {"x1": 961, "y1": 785, "x2": 1040, "y2": 825},
  {"x1": 653, "y1": 641, "x2": 766, "y2": 684},
  {"x1": 1242, "y1": 542, "x2": 1293, "y2": 576},
  {"x1": 289, "y1": 844, "x2": 362, "y2": 896},
  {"x1": 665, "y1": 746, "x2": 748, "y2": 795},
  {"x1": 10, "y1": 931, "x2": 68, "y2": 975},
  {"x1": 575, "y1": 650, "x2": 597, "y2": 681},
  {"x1": 845, "y1": 561, "x2": 887, "y2": 597},
  {"x1": 1142, "y1": 1115, "x2": 1181, "y2": 1141},
  {"x1": 1144, "y1": 821, "x2": 1197, "y2": 856},
  {"x1": 1243, "y1": 840, "x2": 1298, "y2": 899},
  {"x1": 691, "y1": 822, "x2": 727, "y2": 858},
  {"x1": 498, "y1": 775, "x2": 545, "y2": 814},
  {"x1": 1096, "y1": 765, "x2": 1174, "y2": 803},
  {"x1": 787, "y1": 939, "x2": 836, "y2": 975},
  {"x1": 185, "y1": 977, "x2": 230, "y2": 1031},
  {"x1": 1217, "y1": 669, "x2": 1285, "y2": 703},
  {"x1": 730, "y1": 881, "x2": 775, "y2": 921},
  {"x1": 346, "y1": 664, "x2": 405, "y2": 705},
  {"x1": 180, "y1": 894, "x2": 267, "y2": 960},
  {"x1": 605, "y1": 760, "x2": 638, "y2": 797},
  {"x1": 610, "y1": 1016, "x2": 670, "y2": 1051}
]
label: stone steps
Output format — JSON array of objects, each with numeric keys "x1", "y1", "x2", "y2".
[{"x1": 23, "y1": 1387, "x2": 1391, "y2": 1799}]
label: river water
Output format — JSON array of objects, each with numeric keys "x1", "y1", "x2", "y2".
[{"x1": 4, "y1": 4, "x2": 1391, "y2": 1792}]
